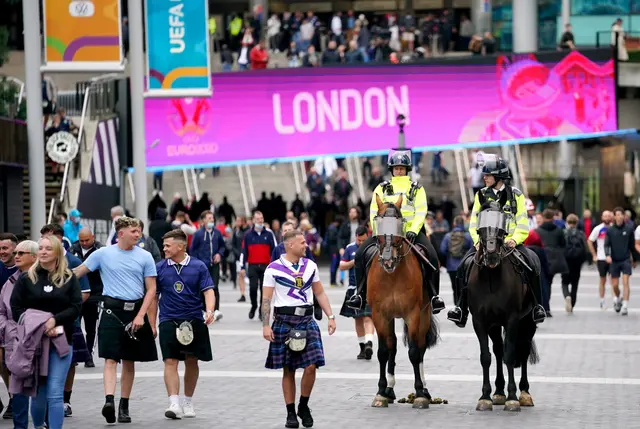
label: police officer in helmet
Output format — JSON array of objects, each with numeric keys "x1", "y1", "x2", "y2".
[
  {"x1": 346, "y1": 148, "x2": 446, "y2": 313},
  {"x1": 447, "y1": 154, "x2": 547, "y2": 327}
]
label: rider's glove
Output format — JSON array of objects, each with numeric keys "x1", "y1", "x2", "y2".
[{"x1": 406, "y1": 231, "x2": 417, "y2": 243}]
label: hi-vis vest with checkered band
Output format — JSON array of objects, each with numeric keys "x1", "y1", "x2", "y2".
[
  {"x1": 369, "y1": 175, "x2": 428, "y2": 235},
  {"x1": 468, "y1": 185, "x2": 530, "y2": 246}
]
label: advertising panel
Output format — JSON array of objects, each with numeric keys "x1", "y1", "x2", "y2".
[{"x1": 143, "y1": 49, "x2": 628, "y2": 171}]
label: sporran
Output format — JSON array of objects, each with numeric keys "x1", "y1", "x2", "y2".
[
  {"x1": 284, "y1": 328, "x2": 307, "y2": 352},
  {"x1": 176, "y1": 321, "x2": 194, "y2": 345}
]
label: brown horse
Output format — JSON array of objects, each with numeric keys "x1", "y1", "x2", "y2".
[{"x1": 368, "y1": 194, "x2": 439, "y2": 409}]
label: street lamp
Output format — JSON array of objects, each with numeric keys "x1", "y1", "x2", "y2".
[{"x1": 397, "y1": 113, "x2": 406, "y2": 149}]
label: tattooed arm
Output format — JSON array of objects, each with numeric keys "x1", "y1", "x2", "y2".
[{"x1": 261, "y1": 284, "x2": 275, "y2": 341}]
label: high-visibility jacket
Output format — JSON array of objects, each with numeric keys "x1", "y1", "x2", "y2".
[
  {"x1": 209, "y1": 18, "x2": 216, "y2": 35},
  {"x1": 468, "y1": 185, "x2": 529, "y2": 246},
  {"x1": 369, "y1": 175, "x2": 428, "y2": 235},
  {"x1": 229, "y1": 17, "x2": 242, "y2": 36}
]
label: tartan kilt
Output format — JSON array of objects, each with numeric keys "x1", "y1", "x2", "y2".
[
  {"x1": 265, "y1": 314, "x2": 325, "y2": 370},
  {"x1": 340, "y1": 288, "x2": 372, "y2": 318},
  {"x1": 71, "y1": 325, "x2": 91, "y2": 364}
]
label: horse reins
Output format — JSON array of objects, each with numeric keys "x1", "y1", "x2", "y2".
[{"x1": 403, "y1": 238, "x2": 438, "y2": 271}]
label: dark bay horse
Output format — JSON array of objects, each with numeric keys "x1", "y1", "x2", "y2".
[
  {"x1": 368, "y1": 194, "x2": 439, "y2": 409},
  {"x1": 467, "y1": 208, "x2": 540, "y2": 412}
]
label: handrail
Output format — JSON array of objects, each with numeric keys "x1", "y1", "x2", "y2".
[
  {"x1": 190, "y1": 168, "x2": 200, "y2": 200},
  {"x1": 454, "y1": 150, "x2": 469, "y2": 213},
  {"x1": 47, "y1": 198, "x2": 56, "y2": 224},
  {"x1": 182, "y1": 169, "x2": 193, "y2": 202},
  {"x1": 299, "y1": 161, "x2": 310, "y2": 203},
  {"x1": 127, "y1": 172, "x2": 136, "y2": 203},
  {"x1": 245, "y1": 165, "x2": 257, "y2": 208},
  {"x1": 236, "y1": 165, "x2": 250, "y2": 216},
  {"x1": 351, "y1": 156, "x2": 366, "y2": 202},
  {"x1": 58, "y1": 73, "x2": 123, "y2": 211},
  {"x1": 291, "y1": 161, "x2": 302, "y2": 198},
  {"x1": 344, "y1": 158, "x2": 359, "y2": 206},
  {"x1": 595, "y1": 30, "x2": 640, "y2": 48},
  {"x1": 461, "y1": 149, "x2": 474, "y2": 203}
]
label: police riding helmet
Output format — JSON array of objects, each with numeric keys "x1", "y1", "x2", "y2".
[
  {"x1": 387, "y1": 149, "x2": 413, "y2": 174},
  {"x1": 479, "y1": 153, "x2": 510, "y2": 181}
]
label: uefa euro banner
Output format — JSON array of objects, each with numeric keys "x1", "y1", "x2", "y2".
[
  {"x1": 42, "y1": 0, "x2": 124, "y2": 72},
  {"x1": 144, "y1": 0, "x2": 212, "y2": 97},
  {"x1": 143, "y1": 49, "x2": 629, "y2": 171}
]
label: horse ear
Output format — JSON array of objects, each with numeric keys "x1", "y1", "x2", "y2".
[
  {"x1": 375, "y1": 193, "x2": 384, "y2": 213},
  {"x1": 395, "y1": 195, "x2": 403, "y2": 210}
]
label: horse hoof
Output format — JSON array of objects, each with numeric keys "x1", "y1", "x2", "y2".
[
  {"x1": 412, "y1": 397, "x2": 430, "y2": 409},
  {"x1": 476, "y1": 399, "x2": 493, "y2": 411},
  {"x1": 519, "y1": 392, "x2": 534, "y2": 407},
  {"x1": 371, "y1": 395, "x2": 389, "y2": 408},
  {"x1": 504, "y1": 400, "x2": 521, "y2": 412},
  {"x1": 384, "y1": 387, "x2": 396, "y2": 403},
  {"x1": 492, "y1": 394, "x2": 506, "y2": 406}
]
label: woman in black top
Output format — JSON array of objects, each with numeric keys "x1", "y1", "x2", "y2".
[{"x1": 10, "y1": 235, "x2": 82, "y2": 429}]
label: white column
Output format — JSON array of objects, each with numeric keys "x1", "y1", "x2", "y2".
[
  {"x1": 471, "y1": 0, "x2": 491, "y2": 35},
  {"x1": 512, "y1": 0, "x2": 538, "y2": 53},
  {"x1": 561, "y1": 0, "x2": 570, "y2": 27}
]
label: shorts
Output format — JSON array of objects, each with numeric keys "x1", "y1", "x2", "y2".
[
  {"x1": 609, "y1": 260, "x2": 632, "y2": 278},
  {"x1": 159, "y1": 319, "x2": 212, "y2": 362},
  {"x1": 597, "y1": 260, "x2": 610, "y2": 277}
]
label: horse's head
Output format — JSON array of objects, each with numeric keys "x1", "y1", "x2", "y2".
[
  {"x1": 477, "y1": 203, "x2": 509, "y2": 269},
  {"x1": 374, "y1": 194, "x2": 406, "y2": 273}
]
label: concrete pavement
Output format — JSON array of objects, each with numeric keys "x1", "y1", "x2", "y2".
[{"x1": 21, "y1": 266, "x2": 639, "y2": 429}]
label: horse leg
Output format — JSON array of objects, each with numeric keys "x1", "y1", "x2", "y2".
[
  {"x1": 503, "y1": 319, "x2": 521, "y2": 412},
  {"x1": 519, "y1": 360, "x2": 534, "y2": 407},
  {"x1": 472, "y1": 318, "x2": 493, "y2": 411},
  {"x1": 406, "y1": 311, "x2": 430, "y2": 409},
  {"x1": 488, "y1": 326, "x2": 506, "y2": 406},
  {"x1": 371, "y1": 313, "x2": 391, "y2": 408},
  {"x1": 383, "y1": 320, "x2": 397, "y2": 403}
]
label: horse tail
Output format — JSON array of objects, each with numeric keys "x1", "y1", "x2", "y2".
[
  {"x1": 402, "y1": 313, "x2": 439, "y2": 349},
  {"x1": 528, "y1": 339, "x2": 540, "y2": 365}
]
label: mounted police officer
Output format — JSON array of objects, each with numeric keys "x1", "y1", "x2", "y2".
[
  {"x1": 446, "y1": 154, "x2": 547, "y2": 327},
  {"x1": 346, "y1": 148, "x2": 445, "y2": 313}
]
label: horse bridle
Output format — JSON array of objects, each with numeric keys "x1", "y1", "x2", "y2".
[{"x1": 473, "y1": 242, "x2": 516, "y2": 267}]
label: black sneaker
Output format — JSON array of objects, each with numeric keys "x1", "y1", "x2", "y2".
[
  {"x1": 102, "y1": 402, "x2": 116, "y2": 424},
  {"x1": 364, "y1": 341, "x2": 374, "y2": 360},
  {"x1": 249, "y1": 307, "x2": 256, "y2": 319},
  {"x1": 356, "y1": 344, "x2": 366, "y2": 360},
  {"x1": 118, "y1": 406, "x2": 131, "y2": 423},
  {"x1": 84, "y1": 358, "x2": 95, "y2": 368},
  {"x1": 237, "y1": 296, "x2": 246, "y2": 302},
  {"x1": 285, "y1": 411, "x2": 299, "y2": 428},
  {"x1": 297, "y1": 405, "x2": 313, "y2": 428},
  {"x1": 64, "y1": 403, "x2": 72, "y2": 417},
  {"x1": 431, "y1": 296, "x2": 445, "y2": 314}
]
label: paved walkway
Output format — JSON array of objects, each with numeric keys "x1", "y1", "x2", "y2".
[{"x1": 20, "y1": 265, "x2": 639, "y2": 429}]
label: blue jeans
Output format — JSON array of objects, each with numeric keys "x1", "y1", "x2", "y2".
[{"x1": 13, "y1": 346, "x2": 73, "y2": 429}]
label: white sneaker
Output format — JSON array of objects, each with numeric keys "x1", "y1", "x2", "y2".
[
  {"x1": 564, "y1": 296, "x2": 573, "y2": 313},
  {"x1": 182, "y1": 402, "x2": 196, "y2": 418},
  {"x1": 621, "y1": 306, "x2": 628, "y2": 316},
  {"x1": 214, "y1": 310, "x2": 223, "y2": 321},
  {"x1": 165, "y1": 403, "x2": 182, "y2": 419},
  {"x1": 600, "y1": 300, "x2": 606, "y2": 310}
]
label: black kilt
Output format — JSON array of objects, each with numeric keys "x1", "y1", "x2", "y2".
[
  {"x1": 340, "y1": 288, "x2": 372, "y2": 318},
  {"x1": 71, "y1": 324, "x2": 91, "y2": 364},
  {"x1": 265, "y1": 314, "x2": 325, "y2": 371},
  {"x1": 98, "y1": 307, "x2": 158, "y2": 363},
  {"x1": 159, "y1": 319, "x2": 212, "y2": 362}
]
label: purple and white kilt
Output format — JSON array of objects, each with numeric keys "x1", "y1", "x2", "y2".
[
  {"x1": 71, "y1": 325, "x2": 91, "y2": 364},
  {"x1": 265, "y1": 314, "x2": 325, "y2": 370}
]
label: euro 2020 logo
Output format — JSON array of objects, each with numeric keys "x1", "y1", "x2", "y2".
[{"x1": 167, "y1": 98, "x2": 212, "y2": 144}]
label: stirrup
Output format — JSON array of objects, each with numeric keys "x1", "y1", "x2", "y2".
[
  {"x1": 431, "y1": 296, "x2": 445, "y2": 314},
  {"x1": 532, "y1": 305, "x2": 546, "y2": 324},
  {"x1": 447, "y1": 307, "x2": 463, "y2": 323}
]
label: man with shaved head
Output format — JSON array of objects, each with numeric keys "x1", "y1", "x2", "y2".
[
  {"x1": 587, "y1": 210, "x2": 613, "y2": 309},
  {"x1": 72, "y1": 227, "x2": 104, "y2": 370}
]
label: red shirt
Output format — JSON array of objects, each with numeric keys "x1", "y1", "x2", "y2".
[{"x1": 250, "y1": 46, "x2": 269, "y2": 70}]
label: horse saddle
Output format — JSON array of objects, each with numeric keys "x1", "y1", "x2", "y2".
[{"x1": 511, "y1": 247, "x2": 541, "y2": 276}]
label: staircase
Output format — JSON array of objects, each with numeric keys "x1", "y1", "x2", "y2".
[{"x1": 22, "y1": 163, "x2": 63, "y2": 237}]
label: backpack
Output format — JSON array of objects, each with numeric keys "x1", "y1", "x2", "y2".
[
  {"x1": 448, "y1": 231, "x2": 466, "y2": 258},
  {"x1": 565, "y1": 228, "x2": 586, "y2": 261}
]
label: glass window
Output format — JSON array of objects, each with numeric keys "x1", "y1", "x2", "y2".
[
  {"x1": 632, "y1": 0, "x2": 640, "y2": 13},
  {"x1": 571, "y1": 0, "x2": 630, "y2": 15}
]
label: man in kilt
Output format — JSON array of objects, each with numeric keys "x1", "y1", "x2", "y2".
[
  {"x1": 339, "y1": 225, "x2": 375, "y2": 360},
  {"x1": 40, "y1": 224, "x2": 92, "y2": 419},
  {"x1": 73, "y1": 217, "x2": 159, "y2": 424},
  {"x1": 155, "y1": 229, "x2": 216, "y2": 419},
  {"x1": 262, "y1": 230, "x2": 337, "y2": 429}
]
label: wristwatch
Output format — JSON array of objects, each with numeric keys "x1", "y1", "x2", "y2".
[{"x1": 328, "y1": 315, "x2": 335, "y2": 320}]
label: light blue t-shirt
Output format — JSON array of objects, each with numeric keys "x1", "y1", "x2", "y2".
[{"x1": 84, "y1": 245, "x2": 157, "y2": 301}]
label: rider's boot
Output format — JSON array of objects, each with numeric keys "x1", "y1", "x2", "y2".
[
  {"x1": 425, "y1": 268, "x2": 445, "y2": 314},
  {"x1": 529, "y1": 271, "x2": 547, "y2": 324},
  {"x1": 346, "y1": 256, "x2": 367, "y2": 310},
  {"x1": 447, "y1": 259, "x2": 470, "y2": 327}
]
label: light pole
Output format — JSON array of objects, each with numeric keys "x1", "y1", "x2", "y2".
[{"x1": 397, "y1": 114, "x2": 406, "y2": 149}]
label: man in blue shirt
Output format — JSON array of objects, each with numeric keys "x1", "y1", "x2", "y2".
[
  {"x1": 0, "y1": 233, "x2": 18, "y2": 289},
  {"x1": 189, "y1": 210, "x2": 225, "y2": 321},
  {"x1": 40, "y1": 224, "x2": 92, "y2": 419},
  {"x1": 156, "y1": 229, "x2": 215, "y2": 419},
  {"x1": 63, "y1": 208, "x2": 83, "y2": 244},
  {"x1": 73, "y1": 217, "x2": 158, "y2": 424},
  {"x1": 339, "y1": 226, "x2": 374, "y2": 360}
]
